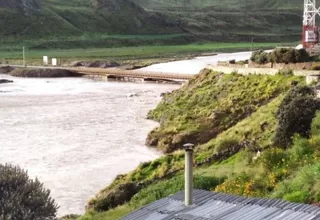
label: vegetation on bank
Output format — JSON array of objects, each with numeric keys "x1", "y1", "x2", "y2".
[
  {"x1": 0, "y1": 164, "x2": 58, "y2": 220},
  {"x1": 146, "y1": 70, "x2": 301, "y2": 153},
  {"x1": 7, "y1": 68, "x2": 317, "y2": 220},
  {"x1": 251, "y1": 48, "x2": 311, "y2": 64},
  {"x1": 73, "y1": 70, "x2": 320, "y2": 220}
]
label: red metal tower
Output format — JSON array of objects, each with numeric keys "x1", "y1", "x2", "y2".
[{"x1": 303, "y1": 0, "x2": 320, "y2": 49}]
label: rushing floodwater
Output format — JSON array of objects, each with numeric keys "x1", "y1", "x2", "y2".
[
  {"x1": 0, "y1": 74, "x2": 178, "y2": 215},
  {"x1": 140, "y1": 51, "x2": 253, "y2": 74}
]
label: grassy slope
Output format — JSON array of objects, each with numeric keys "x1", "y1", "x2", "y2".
[
  {"x1": 0, "y1": 0, "x2": 304, "y2": 51},
  {"x1": 133, "y1": 0, "x2": 303, "y2": 42},
  {"x1": 134, "y1": 0, "x2": 303, "y2": 9},
  {"x1": 77, "y1": 71, "x2": 306, "y2": 220},
  {"x1": 0, "y1": 0, "x2": 179, "y2": 38},
  {"x1": 146, "y1": 70, "x2": 299, "y2": 153}
]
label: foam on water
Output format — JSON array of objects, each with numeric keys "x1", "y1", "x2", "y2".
[{"x1": 139, "y1": 51, "x2": 253, "y2": 74}]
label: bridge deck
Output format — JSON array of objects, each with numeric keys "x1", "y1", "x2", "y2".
[{"x1": 67, "y1": 67, "x2": 194, "y2": 81}]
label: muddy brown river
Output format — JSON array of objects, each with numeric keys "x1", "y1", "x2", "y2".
[{"x1": 0, "y1": 74, "x2": 178, "y2": 215}]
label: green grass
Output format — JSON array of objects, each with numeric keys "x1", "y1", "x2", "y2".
[
  {"x1": 78, "y1": 72, "x2": 320, "y2": 220},
  {"x1": 80, "y1": 175, "x2": 224, "y2": 220},
  {"x1": 0, "y1": 0, "x2": 303, "y2": 45},
  {"x1": 0, "y1": 0, "x2": 180, "y2": 39},
  {"x1": 83, "y1": 71, "x2": 305, "y2": 217},
  {"x1": 134, "y1": 0, "x2": 303, "y2": 9},
  {"x1": 147, "y1": 71, "x2": 302, "y2": 153},
  {"x1": 0, "y1": 42, "x2": 291, "y2": 66}
]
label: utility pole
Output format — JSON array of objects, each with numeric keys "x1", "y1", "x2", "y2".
[
  {"x1": 23, "y1": 46, "x2": 26, "y2": 67},
  {"x1": 251, "y1": 36, "x2": 254, "y2": 52}
]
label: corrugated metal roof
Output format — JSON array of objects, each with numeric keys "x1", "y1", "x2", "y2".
[{"x1": 121, "y1": 189, "x2": 320, "y2": 220}]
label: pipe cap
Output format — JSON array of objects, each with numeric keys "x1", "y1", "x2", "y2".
[{"x1": 184, "y1": 143, "x2": 195, "y2": 151}]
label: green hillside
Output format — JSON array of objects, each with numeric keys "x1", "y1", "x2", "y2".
[
  {"x1": 0, "y1": 0, "x2": 304, "y2": 45},
  {"x1": 0, "y1": 0, "x2": 305, "y2": 62},
  {"x1": 0, "y1": 0, "x2": 179, "y2": 38},
  {"x1": 75, "y1": 71, "x2": 320, "y2": 220},
  {"x1": 134, "y1": 0, "x2": 303, "y2": 9},
  {"x1": 129, "y1": 0, "x2": 304, "y2": 44}
]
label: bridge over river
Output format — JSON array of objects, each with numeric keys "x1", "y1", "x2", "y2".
[
  {"x1": 1, "y1": 51, "x2": 254, "y2": 81},
  {"x1": 69, "y1": 67, "x2": 194, "y2": 81},
  {"x1": 1, "y1": 64, "x2": 194, "y2": 82},
  {"x1": 3, "y1": 51, "x2": 320, "y2": 83}
]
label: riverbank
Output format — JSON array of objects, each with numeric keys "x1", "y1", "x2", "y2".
[{"x1": 75, "y1": 69, "x2": 311, "y2": 220}]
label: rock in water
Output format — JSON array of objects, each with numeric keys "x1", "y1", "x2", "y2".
[
  {"x1": 0, "y1": 79, "x2": 13, "y2": 84},
  {"x1": 126, "y1": 93, "x2": 139, "y2": 98},
  {"x1": 72, "y1": 61, "x2": 120, "y2": 68},
  {"x1": 9, "y1": 68, "x2": 83, "y2": 78},
  {"x1": 0, "y1": 66, "x2": 14, "y2": 74}
]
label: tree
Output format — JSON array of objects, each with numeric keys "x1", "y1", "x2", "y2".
[
  {"x1": 273, "y1": 86, "x2": 320, "y2": 148},
  {"x1": 0, "y1": 164, "x2": 58, "y2": 220},
  {"x1": 269, "y1": 48, "x2": 310, "y2": 64},
  {"x1": 250, "y1": 50, "x2": 269, "y2": 64}
]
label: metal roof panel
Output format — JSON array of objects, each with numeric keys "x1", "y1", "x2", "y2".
[{"x1": 121, "y1": 189, "x2": 320, "y2": 220}]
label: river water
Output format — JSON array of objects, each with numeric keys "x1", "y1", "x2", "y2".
[
  {"x1": 140, "y1": 51, "x2": 253, "y2": 74},
  {"x1": 0, "y1": 51, "x2": 252, "y2": 215},
  {"x1": 0, "y1": 74, "x2": 179, "y2": 215}
]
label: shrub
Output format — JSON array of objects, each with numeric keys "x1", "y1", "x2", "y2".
[
  {"x1": 129, "y1": 175, "x2": 224, "y2": 209},
  {"x1": 273, "y1": 86, "x2": 320, "y2": 148},
  {"x1": 215, "y1": 138, "x2": 239, "y2": 153},
  {"x1": 269, "y1": 48, "x2": 310, "y2": 64},
  {"x1": 289, "y1": 135, "x2": 313, "y2": 161},
  {"x1": 0, "y1": 164, "x2": 58, "y2": 220},
  {"x1": 251, "y1": 48, "x2": 310, "y2": 64},
  {"x1": 250, "y1": 50, "x2": 269, "y2": 64},
  {"x1": 60, "y1": 214, "x2": 81, "y2": 220},
  {"x1": 272, "y1": 163, "x2": 320, "y2": 203},
  {"x1": 260, "y1": 148, "x2": 288, "y2": 172},
  {"x1": 296, "y1": 48, "x2": 310, "y2": 63},
  {"x1": 93, "y1": 182, "x2": 139, "y2": 212},
  {"x1": 312, "y1": 65, "x2": 320, "y2": 70},
  {"x1": 214, "y1": 172, "x2": 267, "y2": 197},
  {"x1": 311, "y1": 111, "x2": 320, "y2": 136},
  {"x1": 277, "y1": 69, "x2": 293, "y2": 76},
  {"x1": 283, "y1": 191, "x2": 310, "y2": 203}
]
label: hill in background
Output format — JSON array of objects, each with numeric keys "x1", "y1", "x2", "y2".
[
  {"x1": 134, "y1": 0, "x2": 304, "y2": 9},
  {"x1": 0, "y1": 0, "x2": 307, "y2": 50},
  {"x1": 0, "y1": 0, "x2": 179, "y2": 38},
  {"x1": 0, "y1": 0, "x2": 41, "y2": 10},
  {"x1": 138, "y1": 0, "x2": 303, "y2": 43}
]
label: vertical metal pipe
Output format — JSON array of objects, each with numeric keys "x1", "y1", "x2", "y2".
[
  {"x1": 184, "y1": 143, "x2": 194, "y2": 206},
  {"x1": 23, "y1": 46, "x2": 25, "y2": 67}
]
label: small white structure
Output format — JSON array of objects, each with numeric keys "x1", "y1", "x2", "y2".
[
  {"x1": 253, "y1": 150, "x2": 261, "y2": 161},
  {"x1": 52, "y1": 58, "x2": 57, "y2": 66},
  {"x1": 43, "y1": 56, "x2": 48, "y2": 65},
  {"x1": 306, "y1": 74, "x2": 320, "y2": 85}
]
